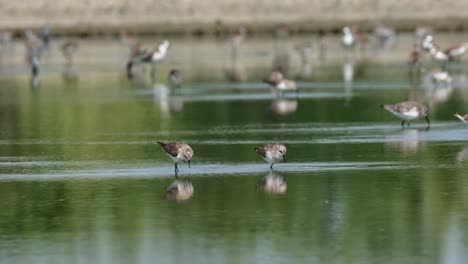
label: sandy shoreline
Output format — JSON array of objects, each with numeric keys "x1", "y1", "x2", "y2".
[{"x1": 1, "y1": 0, "x2": 468, "y2": 36}]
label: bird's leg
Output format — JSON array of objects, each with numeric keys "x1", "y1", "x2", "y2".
[
  {"x1": 175, "y1": 170, "x2": 178, "y2": 179},
  {"x1": 150, "y1": 62, "x2": 156, "y2": 81},
  {"x1": 425, "y1": 116, "x2": 431, "y2": 128},
  {"x1": 401, "y1": 120, "x2": 405, "y2": 128},
  {"x1": 188, "y1": 160, "x2": 191, "y2": 169},
  {"x1": 175, "y1": 163, "x2": 179, "y2": 173},
  {"x1": 270, "y1": 163, "x2": 274, "y2": 170}
]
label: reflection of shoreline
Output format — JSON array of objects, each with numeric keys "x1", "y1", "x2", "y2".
[
  {"x1": 257, "y1": 171, "x2": 287, "y2": 194},
  {"x1": 161, "y1": 179, "x2": 194, "y2": 201}
]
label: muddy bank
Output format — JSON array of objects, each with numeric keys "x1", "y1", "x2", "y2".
[{"x1": 1, "y1": 0, "x2": 468, "y2": 35}]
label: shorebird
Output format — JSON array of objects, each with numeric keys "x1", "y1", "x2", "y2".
[
  {"x1": 126, "y1": 40, "x2": 170, "y2": 79},
  {"x1": 454, "y1": 113, "x2": 468, "y2": 123},
  {"x1": 255, "y1": 143, "x2": 287, "y2": 169},
  {"x1": 381, "y1": 101, "x2": 430, "y2": 128},
  {"x1": 161, "y1": 179, "x2": 194, "y2": 201},
  {"x1": 373, "y1": 23, "x2": 395, "y2": 50},
  {"x1": 429, "y1": 45, "x2": 449, "y2": 62},
  {"x1": 263, "y1": 69, "x2": 297, "y2": 96},
  {"x1": 409, "y1": 44, "x2": 422, "y2": 67},
  {"x1": 430, "y1": 69, "x2": 452, "y2": 87},
  {"x1": 60, "y1": 40, "x2": 78, "y2": 64},
  {"x1": 444, "y1": 41, "x2": 468, "y2": 61},
  {"x1": 341, "y1": 26, "x2": 355, "y2": 50},
  {"x1": 257, "y1": 171, "x2": 287, "y2": 194},
  {"x1": 24, "y1": 31, "x2": 42, "y2": 80},
  {"x1": 157, "y1": 141, "x2": 193, "y2": 172},
  {"x1": 420, "y1": 34, "x2": 434, "y2": 52},
  {"x1": 168, "y1": 69, "x2": 182, "y2": 89}
]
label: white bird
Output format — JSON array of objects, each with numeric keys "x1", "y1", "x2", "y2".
[{"x1": 341, "y1": 26, "x2": 355, "y2": 49}]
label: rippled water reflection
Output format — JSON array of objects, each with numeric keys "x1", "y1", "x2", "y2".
[{"x1": 1, "y1": 34, "x2": 468, "y2": 263}]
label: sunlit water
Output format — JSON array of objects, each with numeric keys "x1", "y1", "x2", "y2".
[{"x1": 1, "y1": 33, "x2": 468, "y2": 263}]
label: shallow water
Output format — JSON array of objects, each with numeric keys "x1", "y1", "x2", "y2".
[{"x1": 1, "y1": 34, "x2": 468, "y2": 263}]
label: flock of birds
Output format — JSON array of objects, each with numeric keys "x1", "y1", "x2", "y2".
[
  {"x1": 2, "y1": 24, "x2": 468, "y2": 200},
  {"x1": 158, "y1": 141, "x2": 287, "y2": 201}
]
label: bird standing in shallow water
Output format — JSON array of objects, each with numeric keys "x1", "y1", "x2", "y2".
[
  {"x1": 255, "y1": 144, "x2": 287, "y2": 169},
  {"x1": 381, "y1": 101, "x2": 430, "y2": 128},
  {"x1": 454, "y1": 113, "x2": 468, "y2": 123},
  {"x1": 168, "y1": 69, "x2": 182, "y2": 90},
  {"x1": 158, "y1": 141, "x2": 193, "y2": 173},
  {"x1": 263, "y1": 69, "x2": 297, "y2": 97}
]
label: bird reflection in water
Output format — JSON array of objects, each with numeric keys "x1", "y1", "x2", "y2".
[
  {"x1": 456, "y1": 147, "x2": 468, "y2": 163},
  {"x1": 161, "y1": 178, "x2": 194, "y2": 201},
  {"x1": 385, "y1": 129, "x2": 423, "y2": 153},
  {"x1": 294, "y1": 40, "x2": 313, "y2": 79},
  {"x1": 342, "y1": 60, "x2": 354, "y2": 104},
  {"x1": 61, "y1": 40, "x2": 79, "y2": 81},
  {"x1": 270, "y1": 99, "x2": 298, "y2": 116},
  {"x1": 152, "y1": 80, "x2": 184, "y2": 116},
  {"x1": 257, "y1": 171, "x2": 287, "y2": 194},
  {"x1": 272, "y1": 24, "x2": 291, "y2": 76},
  {"x1": 225, "y1": 27, "x2": 247, "y2": 82}
]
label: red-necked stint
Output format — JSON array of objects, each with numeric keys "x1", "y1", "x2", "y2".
[
  {"x1": 264, "y1": 70, "x2": 297, "y2": 96},
  {"x1": 382, "y1": 101, "x2": 430, "y2": 128},
  {"x1": 158, "y1": 141, "x2": 193, "y2": 172},
  {"x1": 255, "y1": 144, "x2": 287, "y2": 169},
  {"x1": 161, "y1": 180, "x2": 194, "y2": 201},
  {"x1": 454, "y1": 113, "x2": 468, "y2": 123}
]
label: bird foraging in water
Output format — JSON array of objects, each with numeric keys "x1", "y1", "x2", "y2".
[
  {"x1": 168, "y1": 69, "x2": 182, "y2": 89},
  {"x1": 126, "y1": 40, "x2": 170, "y2": 80},
  {"x1": 454, "y1": 113, "x2": 468, "y2": 123},
  {"x1": 157, "y1": 141, "x2": 193, "y2": 173},
  {"x1": 263, "y1": 69, "x2": 297, "y2": 97},
  {"x1": 381, "y1": 101, "x2": 430, "y2": 128},
  {"x1": 255, "y1": 144, "x2": 287, "y2": 169}
]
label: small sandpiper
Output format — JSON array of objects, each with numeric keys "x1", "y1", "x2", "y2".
[
  {"x1": 341, "y1": 26, "x2": 355, "y2": 49},
  {"x1": 382, "y1": 101, "x2": 430, "y2": 128},
  {"x1": 454, "y1": 113, "x2": 468, "y2": 123},
  {"x1": 263, "y1": 70, "x2": 297, "y2": 96},
  {"x1": 255, "y1": 144, "x2": 287, "y2": 169},
  {"x1": 158, "y1": 141, "x2": 193, "y2": 172},
  {"x1": 168, "y1": 69, "x2": 182, "y2": 89}
]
